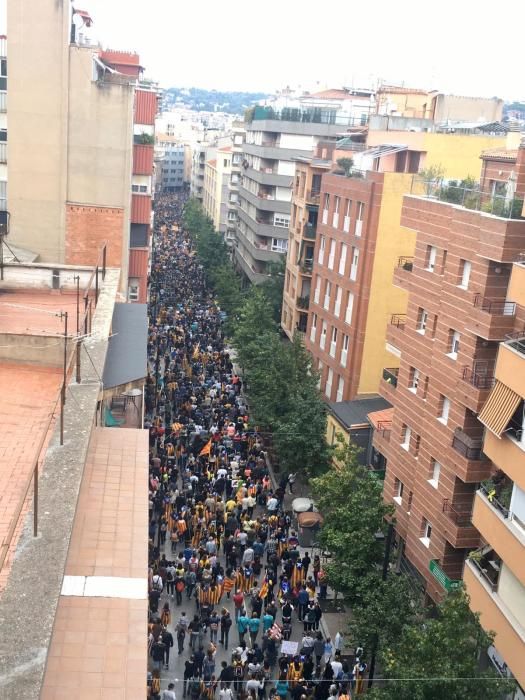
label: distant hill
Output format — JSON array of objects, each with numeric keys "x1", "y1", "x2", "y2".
[{"x1": 163, "y1": 87, "x2": 271, "y2": 115}]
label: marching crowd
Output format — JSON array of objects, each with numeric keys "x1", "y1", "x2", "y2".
[{"x1": 146, "y1": 195, "x2": 367, "y2": 700}]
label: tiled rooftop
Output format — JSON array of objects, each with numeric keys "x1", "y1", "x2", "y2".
[
  {"x1": 0, "y1": 290, "x2": 87, "y2": 335},
  {"x1": 0, "y1": 363, "x2": 62, "y2": 593}
]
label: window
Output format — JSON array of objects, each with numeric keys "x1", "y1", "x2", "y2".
[
  {"x1": 421, "y1": 376, "x2": 429, "y2": 400},
  {"x1": 330, "y1": 327, "x2": 338, "y2": 358},
  {"x1": 334, "y1": 286, "x2": 342, "y2": 317},
  {"x1": 338, "y1": 243, "x2": 347, "y2": 275},
  {"x1": 271, "y1": 238, "x2": 288, "y2": 253},
  {"x1": 401, "y1": 425, "x2": 411, "y2": 451},
  {"x1": 458, "y1": 260, "x2": 471, "y2": 289},
  {"x1": 325, "y1": 368, "x2": 333, "y2": 399},
  {"x1": 407, "y1": 491, "x2": 413, "y2": 514},
  {"x1": 336, "y1": 376, "x2": 345, "y2": 402},
  {"x1": 132, "y1": 184, "x2": 148, "y2": 193},
  {"x1": 355, "y1": 202, "x2": 364, "y2": 236},
  {"x1": 128, "y1": 282, "x2": 139, "y2": 302},
  {"x1": 425, "y1": 245, "x2": 437, "y2": 272},
  {"x1": 333, "y1": 196, "x2": 340, "y2": 227},
  {"x1": 394, "y1": 479, "x2": 404, "y2": 505},
  {"x1": 130, "y1": 223, "x2": 148, "y2": 247},
  {"x1": 416, "y1": 307, "x2": 428, "y2": 334},
  {"x1": 345, "y1": 292, "x2": 354, "y2": 325},
  {"x1": 317, "y1": 361, "x2": 323, "y2": 389},
  {"x1": 318, "y1": 236, "x2": 326, "y2": 265},
  {"x1": 350, "y1": 247, "x2": 359, "y2": 281},
  {"x1": 447, "y1": 330, "x2": 460, "y2": 359},
  {"x1": 310, "y1": 313, "x2": 317, "y2": 343},
  {"x1": 328, "y1": 239, "x2": 336, "y2": 270},
  {"x1": 438, "y1": 396, "x2": 451, "y2": 425},
  {"x1": 324, "y1": 281, "x2": 332, "y2": 311},
  {"x1": 343, "y1": 199, "x2": 351, "y2": 232},
  {"x1": 341, "y1": 334, "x2": 349, "y2": 367},
  {"x1": 314, "y1": 276, "x2": 321, "y2": 304},
  {"x1": 320, "y1": 321, "x2": 327, "y2": 350},
  {"x1": 409, "y1": 367, "x2": 420, "y2": 394},
  {"x1": 322, "y1": 193, "x2": 330, "y2": 224},
  {"x1": 273, "y1": 214, "x2": 290, "y2": 228},
  {"x1": 420, "y1": 519, "x2": 432, "y2": 547},
  {"x1": 428, "y1": 459, "x2": 441, "y2": 488}
]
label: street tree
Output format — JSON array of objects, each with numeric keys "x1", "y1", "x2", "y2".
[{"x1": 369, "y1": 589, "x2": 513, "y2": 700}]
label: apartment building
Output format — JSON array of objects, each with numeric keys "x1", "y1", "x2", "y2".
[
  {"x1": 300, "y1": 129, "x2": 514, "y2": 401},
  {"x1": 235, "y1": 91, "x2": 373, "y2": 284},
  {"x1": 373, "y1": 140, "x2": 525, "y2": 611},
  {"x1": 281, "y1": 149, "x2": 332, "y2": 338},
  {"x1": 6, "y1": 1, "x2": 157, "y2": 300},
  {"x1": 158, "y1": 142, "x2": 187, "y2": 192},
  {"x1": 464, "y1": 261, "x2": 525, "y2": 691},
  {"x1": 191, "y1": 142, "x2": 212, "y2": 201},
  {"x1": 0, "y1": 35, "x2": 5, "y2": 232}
]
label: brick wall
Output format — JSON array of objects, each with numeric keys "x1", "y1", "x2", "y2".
[{"x1": 65, "y1": 204, "x2": 124, "y2": 267}]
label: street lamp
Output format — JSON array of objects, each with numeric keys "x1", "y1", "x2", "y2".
[{"x1": 367, "y1": 521, "x2": 394, "y2": 688}]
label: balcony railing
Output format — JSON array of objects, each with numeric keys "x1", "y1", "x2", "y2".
[
  {"x1": 306, "y1": 190, "x2": 321, "y2": 205},
  {"x1": 296, "y1": 295, "x2": 310, "y2": 310},
  {"x1": 451, "y1": 428, "x2": 486, "y2": 461},
  {"x1": 246, "y1": 105, "x2": 369, "y2": 128},
  {"x1": 442, "y1": 498, "x2": 473, "y2": 526},
  {"x1": 300, "y1": 260, "x2": 313, "y2": 275},
  {"x1": 397, "y1": 256, "x2": 414, "y2": 271},
  {"x1": 467, "y1": 548, "x2": 501, "y2": 591},
  {"x1": 479, "y1": 484, "x2": 510, "y2": 519},
  {"x1": 382, "y1": 367, "x2": 399, "y2": 387},
  {"x1": 303, "y1": 222, "x2": 317, "y2": 239},
  {"x1": 505, "y1": 330, "x2": 525, "y2": 356},
  {"x1": 461, "y1": 365, "x2": 495, "y2": 389},
  {"x1": 473, "y1": 293, "x2": 516, "y2": 316},
  {"x1": 376, "y1": 420, "x2": 392, "y2": 441},
  {"x1": 390, "y1": 314, "x2": 407, "y2": 329},
  {"x1": 411, "y1": 177, "x2": 525, "y2": 220}
]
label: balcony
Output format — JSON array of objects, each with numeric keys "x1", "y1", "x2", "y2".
[
  {"x1": 0, "y1": 142, "x2": 6, "y2": 164},
  {"x1": 441, "y1": 498, "x2": 479, "y2": 548},
  {"x1": 393, "y1": 256, "x2": 414, "y2": 290},
  {"x1": 472, "y1": 487, "x2": 525, "y2": 586},
  {"x1": 244, "y1": 167, "x2": 292, "y2": 188},
  {"x1": 450, "y1": 428, "x2": 491, "y2": 482},
  {"x1": 240, "y1": 185, "x2": 290, "y2": 214},
  {"x1": 300, "y1": 260, "x2": 313, "y2": 276},
  {"x1": 464, "y1": 558, "x2": 525, "y2": 688},
  {"x1": 467, "y1": 294, "x2": 517, "y2": 341},
  {"x1": 302, "y1": 222, "x2": 317, "y2": 239},
  {"x1": 243, "y1": 142, "x2": 310, "y2": 161},
  {"x1": 429, "y1": 559, "x2": 462, "y2": 593},
  {"x1": 386, "y1": 314, "x2": 406, "y2": 353},
  {"x1": 306, "y1": 190, "x2": 321, "y2": 206},
  {"x1": 458, "y1": 363, "x2": 495, "y2": 413},
  {"x1": 372, "y1": 420, "x2": 392, "y2": 456},
  {"x1": 483, "y1": 430, "x2": 525, "y2": 491},
  {"x1": 296, "y1": 295, "x2": 310, "y2": 310}
]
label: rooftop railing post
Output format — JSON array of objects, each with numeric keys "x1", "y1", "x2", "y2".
[{"x1": 33, "y1": 461, "x2": 38, "y2": 537}]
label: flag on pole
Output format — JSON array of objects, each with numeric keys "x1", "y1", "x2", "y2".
[{"x1": 199, "y1": 439, "x2": 212, "y2": 457}]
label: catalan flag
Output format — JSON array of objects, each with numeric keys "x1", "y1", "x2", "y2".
[{"x1": 199, "y1": 439, "x2": 212, "y2": 457}]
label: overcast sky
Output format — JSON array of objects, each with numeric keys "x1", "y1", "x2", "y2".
[{"x1": 15, "y1": 0, "x2": 525, "y2": 99}]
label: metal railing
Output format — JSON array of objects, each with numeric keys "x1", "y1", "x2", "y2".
[
  {"x1": 306, "y1": 190, "x2": 321, "y2": 205},
  {"x1": 382, "y1": 367, "x2": 399, "y2": 387},
  {"x1": 479, "y1": 484, "x2": 510, "y2": 519},
  {"x1": 247, "y1": 105, "x2": 369, "y2": 128},
  {"x1": 303, "y1": 222, "x2": 317, "y2": 239},
  {"x1": 468, "y1": 551, "x2": 500, "y2": 591},
  {"x1": 442, "y1": 498, "x2": 473, "y2": 526},
  {"x1": 451, "y1": 428, "x2": 486, "y2": 461},
  {"x1": 473, "y1": 293, "x2": 516, "y2": 316},
  {"x1": 375, "y1": 420, "x2": 392, "y2": 441},
  {"x1": 0, "y1": 243, "x2": 108, "y2": 579},
  {"x1": 505, "y1": 330, "x2": 525, "y2": 356},
  {"x1": 390, "y1": 314, "x2": 407, "y2": 329},
  {"x1": 300, "y1": 260, "x2": 313, "y2": 274},
  {"x1": 461, "y1": 365, "x2": 495, "y2": 390},
  {"x1": 397, "y1": 256, "x2": 414, "y2": 272},
  {"x1": 411, "y1": 177, "x2": 525, "y2": 220},
  {"x1": 296, "y1": 295, "x2": 310, "y2": 310}
]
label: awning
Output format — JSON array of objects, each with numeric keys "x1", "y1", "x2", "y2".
[
  {"x1": 102, "y1": 303, "x2": 148, "y2": 391},
  {"x1": 359, "y1": 144, "x2": 408, "y2": 159},
  {"x1": 478, "y1": 380, "x2": 521, "y2": 437},
  {"x1": 298, "y1": 511, "x2": 323, "y2": 528}
]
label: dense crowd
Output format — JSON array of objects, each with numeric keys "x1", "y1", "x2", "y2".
[{"x1": 146, "y1": 194, "x2": 367, "y2": 700}]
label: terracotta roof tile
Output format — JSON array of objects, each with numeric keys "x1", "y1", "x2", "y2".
[
  {"x1": 480, "y1": 148, "x2": 517, "y2": 162},
  {"x1": 367, "y1": 407, "x2": 394, "y2": 429}
]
